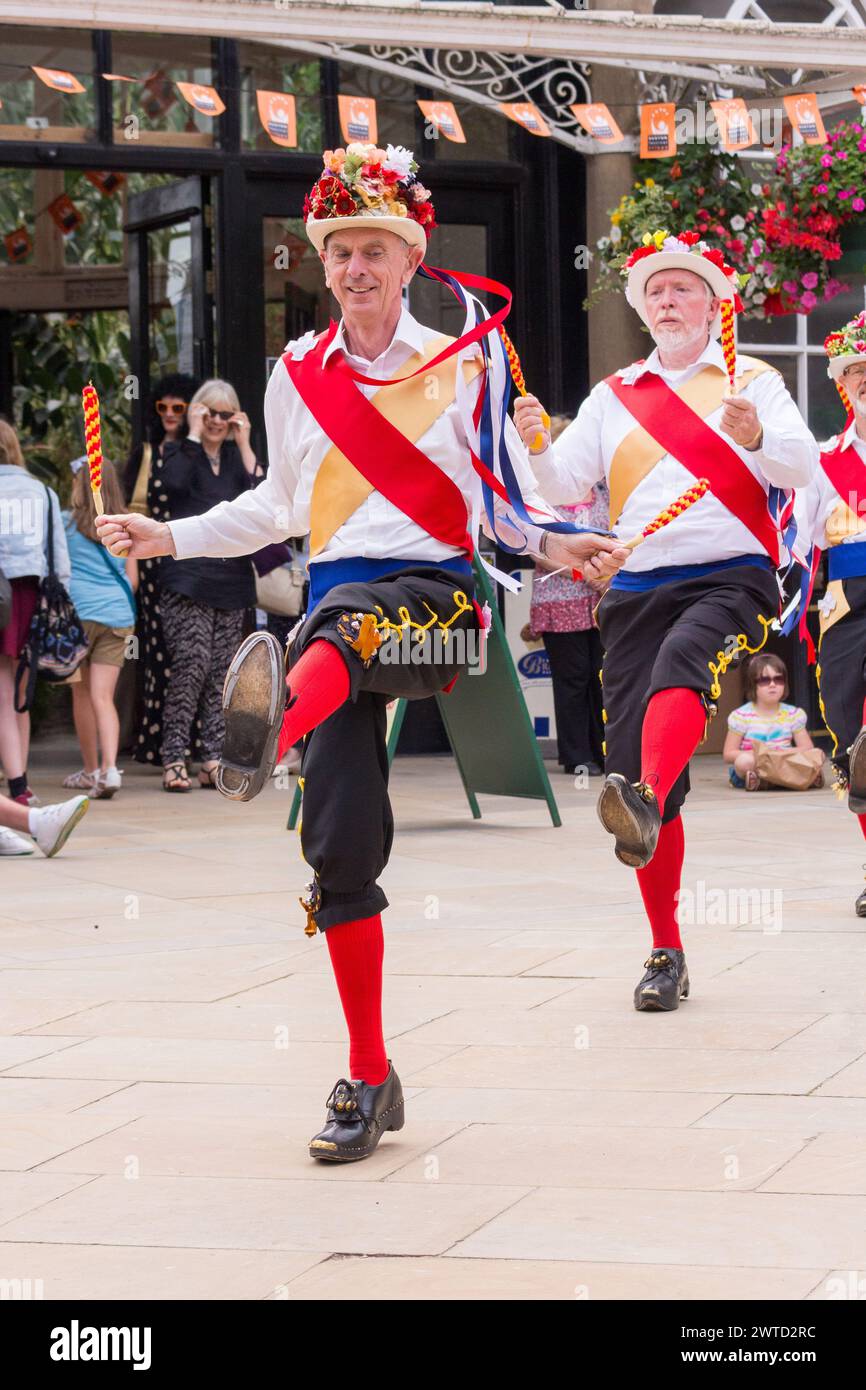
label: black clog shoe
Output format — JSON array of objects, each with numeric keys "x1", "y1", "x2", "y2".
[
  {"x1": 634, "y1": 947, "x2": 690, "y2": 1013},
  {"x1": 309, "y1": 1063, "x2": 405, "y2": 1163},
  {"x1": 848, "y1": 728, "x2": 866, "y2": 814},
  {"x1": 597, "y1": 773, "x2": 662, "y2": 868},
  {"x1": 216, "y1": 631, "x2": 286, "y2": 802}
]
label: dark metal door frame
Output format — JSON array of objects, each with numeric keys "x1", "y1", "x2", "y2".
[{"x1": 125, "y1": 175, "x2": 214, "y2": 441}]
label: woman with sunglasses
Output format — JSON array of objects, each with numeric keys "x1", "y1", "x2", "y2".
[
  {"x1": 123, "y1": 373, "x2": 199, "y2": 769},
  {"x1": 157, "y1": 379, "x2": 263, "y2": 791}
]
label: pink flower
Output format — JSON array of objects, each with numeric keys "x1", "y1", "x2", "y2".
[
  {"x1": 838, "y1": 190, "x2": 851, "y2": 200},
  {"x1": 801, "y1": 271, "x2": 819, "y2": 289},
  {"x1": 815, "y1": 184, "x2": 828, "y2": 194},
  {"x1": 854, "y1": 197, "x2": 866, "y2": 212},
  {"x1": 783, "y1": 280, "x2": 799, "y2": 294},
  {"x1": 750, "y1": 239, "x2": 763, "y2": 256},
  {"x1": 857, "y1": 339, "x2": 866, "y2": 352},
  {"x1": 800, "y1": 291, "x2": 818, "y2": 310},
  {"x1": 835, "y1": 150, "x2": 849, "y2": 160},
  {"x1": 859, "y1": 139, "x2": 866, "y2": 152},
  {"x1": 820, "y1": 154, "x2": 834, "y2": 167}
]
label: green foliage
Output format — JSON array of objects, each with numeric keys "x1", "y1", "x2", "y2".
[{"x1": 12, "y1": 312, "x2": 131, "y2": 498}]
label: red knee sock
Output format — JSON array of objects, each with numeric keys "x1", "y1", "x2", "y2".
[
  {"x1": 277, "y1": 640, "x2": 350, "y2": 761},
  {"x1": 636, "y1": 815, "x2": 685, "y2": 951},
  {"x1": 640, "y1": 688, "x2": 707, "y2": 817},
  {"x1": 325, "y1": 913, "x2": 389, "y2": 1085},
  {"x1": 858, "y1": 814, "x2": 866, "y2": 842}
]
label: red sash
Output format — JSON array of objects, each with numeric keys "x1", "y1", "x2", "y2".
[
  {"x1": 284, "y1": 326, "x2": 473, "y2": 557},
  {"x1": 605, "y1": 371, "x2": 781, "y2": 563},
  {"x1": 820, "y1": 434, "x2": 866, "y2": 514}
]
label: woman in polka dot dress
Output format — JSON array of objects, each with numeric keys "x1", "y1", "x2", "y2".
[{"x1": 123, "y1": 374, "x2": 199, "y2": 767}]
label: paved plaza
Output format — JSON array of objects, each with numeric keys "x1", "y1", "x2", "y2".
[{"x1": 1, "y1": 738, "x2": 866, "y2": 1302}]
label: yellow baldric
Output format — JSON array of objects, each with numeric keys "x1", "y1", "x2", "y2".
[
  {"x1": 308, "y1": 334, "x2": 484, "y2": 556},
  {"x1": 607, "y1": 356, "x2": 776, "y2": 527}
]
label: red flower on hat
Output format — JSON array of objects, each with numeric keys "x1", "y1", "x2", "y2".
[
  {"x1": 703, "y1": 248, "x2": 726, "y2": 269},
  {"x1": 624, "y1": 244, "x2": 658, "y2": 269},
  {"x1": 332, "y1": 187, "x2": 357, "y2": 217},
  {"x1": 679, "y1": 231, "x2": 701, "y2": 246},
  {"x1": 411, "y1": 200, "x2": 437, "y2": 233}
]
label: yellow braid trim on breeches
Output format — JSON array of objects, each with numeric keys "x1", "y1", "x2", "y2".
[{"x1": 706, "y1": 613, "x2": 773, "y2": 702}]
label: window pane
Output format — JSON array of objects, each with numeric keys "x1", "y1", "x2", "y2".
[
  {"x1": 808, "y1": 354, "x2": 848, "y2": 443},
  {"x1": 110, "y1": 32, "x2": 217, "y2": 147},
  {"x1": 0, "y1": 26, "x2": 95, "y2": 142},
  {"x1": 409, "y1": 224, "x2": 487, "y2": 332},
  {"x1": 760, "y1": 353, "x2": 799, "y2": 408},
  {"x1": 263, "y1": 214, "x2": 328, "y2": 367},
  {"x1": 238, "y1": 43, "x2": 322, "y2": 153},
  {"x1": 738, "y1": 312, "x2": 798, "y2": 346},
  {"x1": 426, "y1": 100, "x2": 511, "y2": 163}
]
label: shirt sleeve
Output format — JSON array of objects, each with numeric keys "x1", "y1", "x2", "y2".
[
  {"x1": 746, "y1": 370, "x2": 818, "y2": 489},
  {"x1": 789, "y1": 706, "x2": 808, "y2": 734},
  {"x1": 168, "y1": 364, "x2": 304, "y2": 561},
  {"x1": 49, "y1": 488, "x2": 71, "y2": 587},
  {"x1": 524, "y1": 381, "x2": 609, "y2": 507},
  {"x1": 727, "y1": 706, "x2": 748, "y2": 734}
]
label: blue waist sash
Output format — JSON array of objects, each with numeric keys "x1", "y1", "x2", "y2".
[
  {"x1": 610, "y1": 553, "x2": 774, "y2": 593},
  {"x1": 827, "y1": 541, "x2": 866, "y2": 582},
  {"x1": 308, "y1": 555, "x2": 473, "y2": 612}
]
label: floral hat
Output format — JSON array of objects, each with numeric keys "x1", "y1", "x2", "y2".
[
  {"x1": 303, "y1": 142, "x2": 437, "y2": 254},
  {"x1": 824, "y1": 310, "x2": 866, "y2": 380},
  {"x1": 623, "y1": 229, "x2": 745, "y2": 338}
]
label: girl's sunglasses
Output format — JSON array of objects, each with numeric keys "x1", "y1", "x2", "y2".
[
  {"x1": 156, "y1": 400, "x2": 187, "y2": 415},
  {"x1": 756, "y1": 675, "x2": 783, "y2": 686},
  {"x1": 204, "y1": 409, "x2": 235, "y2": 422}
]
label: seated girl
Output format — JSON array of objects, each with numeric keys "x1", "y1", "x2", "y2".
[{"x1": 724, "y1": 653, "x2": 823, "y2": 791}]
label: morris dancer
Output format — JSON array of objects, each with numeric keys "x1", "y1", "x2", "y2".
[
  {"x1": 97, "y1": 142, "x2": 625, "y2": 1160},
  {"x1": 796, "y1": 313, "x2": 866, "y2": 915},
  {"x1": 514, "y1": 229, "x2": 817, "y2": 1011}
]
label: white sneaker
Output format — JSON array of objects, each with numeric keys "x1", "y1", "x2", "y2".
[
  {"x1": 0, "y1": 826, "x2": 35, "y2": 856},
  {"x1": 96, "y1": 767, "x2": 122, "y2": 799},
  {"x1": 29, "y1": 796, "x2": 90, "y2": 858}
]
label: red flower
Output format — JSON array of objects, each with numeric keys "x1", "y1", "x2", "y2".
[
  {"x1": 316, "y1": 175, "x2": 341, "y2": 200},
  {"x1": 680, "y1": 230, "x2": 701, "y2": 246},
  {"x1": 332, "y1": 188, "x2": 357, "y2": 216},
  {"x1": 625, "y1": 245, "x2": 657, "y2": 268},
  {"x1": 734, "y1": 292, "x2": 744, "y2": 314},
  {"x1": 411, "y1": 200, "x2": 437, "y2": 232},
  {"x1": 703, "y1": 248, "x2": 726, "y2": 269}
]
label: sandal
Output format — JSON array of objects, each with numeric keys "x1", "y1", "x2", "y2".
[
  {"x1": 63, "y1": 769, "x2": 98, "y2": 791},
  {"x1": 162, "y1": 761, "x2": 191, "y2": 793},
  {"x1": 745, "y1": 769, "x2": 760, "y2": 792},
  {"x1": 199, "y1": 761, "x2": 219, "y2": 788}
]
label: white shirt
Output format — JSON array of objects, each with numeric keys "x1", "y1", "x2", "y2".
[
  {"x1": 527, "y1": 339, "x2": 818, "y2": 572},
  {"x1": 168, "y1": 306, "x2": 551, "y2": 567},
  {"x1": 795, "y1": 418, "x2": 866, "y2": 550}
]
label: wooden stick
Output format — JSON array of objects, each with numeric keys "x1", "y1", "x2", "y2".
[{"x1": 622, "y1": 478, "x2": 710, "y2": 550}]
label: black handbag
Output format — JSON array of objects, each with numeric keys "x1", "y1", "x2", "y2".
[
  {"x1": 0, "y1": 564, "x2": 11, "y2": 631},
  {"x1": 14, "y1": 486, "x2": 89, "y2": 712}
]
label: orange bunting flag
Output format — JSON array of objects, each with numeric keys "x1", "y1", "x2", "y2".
[
  {"x1": 101, "y1": 73, "x2": 136, "y2": 83},
  {"x1": 710, "y1": 98, "x2": 756, "y2": 152},
  {"x1": 338, "y1": 95, "x2": 377, "y2": 145},
  {"x1": 256, "y1": 90, "x2": 297, "y2": 148},
  {"x1": 499, "y1": 102, "x2": 550, "y2": 137},
  {"x1": 84, "y1": 170, "x2": 127, "y2": 197},
  {"x1": 47, "y1": 193, "x2": 83, "y2": 237},
  {"x1": 31, "y1": 66, "x2": 85, "y2": 95},
  {"x1": 417, "y1": 100, "x2": 465, "y2": 144},
  {"x1": 783, "y1": 93, "x2": 826, "y2": 145},
  {"x1": 570, "y1": 102, "x2": 624, "y2": 144},
  {"x1": 640, "y1": 103, "x2": 677, "y2": 158},
  {"x1": 176, "y1": 82, "x2": 225, "y2": 118},
  {"x1": 4, "y1": 226, "x2": 31, "y2": 263},
  {"x1": 854, "y1": 85, "x2": 866, "y2": 107}
]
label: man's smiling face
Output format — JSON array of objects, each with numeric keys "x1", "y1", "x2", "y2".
[{"x1": 321, "y1": 227, "x2": 423, "y2": 327}]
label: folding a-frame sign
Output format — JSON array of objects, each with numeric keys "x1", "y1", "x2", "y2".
[{"x1": 287, "y1": 558, "x2": 561, "y2": 830}]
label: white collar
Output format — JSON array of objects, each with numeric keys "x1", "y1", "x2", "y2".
[
  {"x1": 841, "y1": 417, "x2": 866, "y2": 451},
  {"x1": 322, "y1": 304, "x2": 429, "y2": 367},
  {"x1": 618, "y1": 336, "x2": 726, "y2": 385}
]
